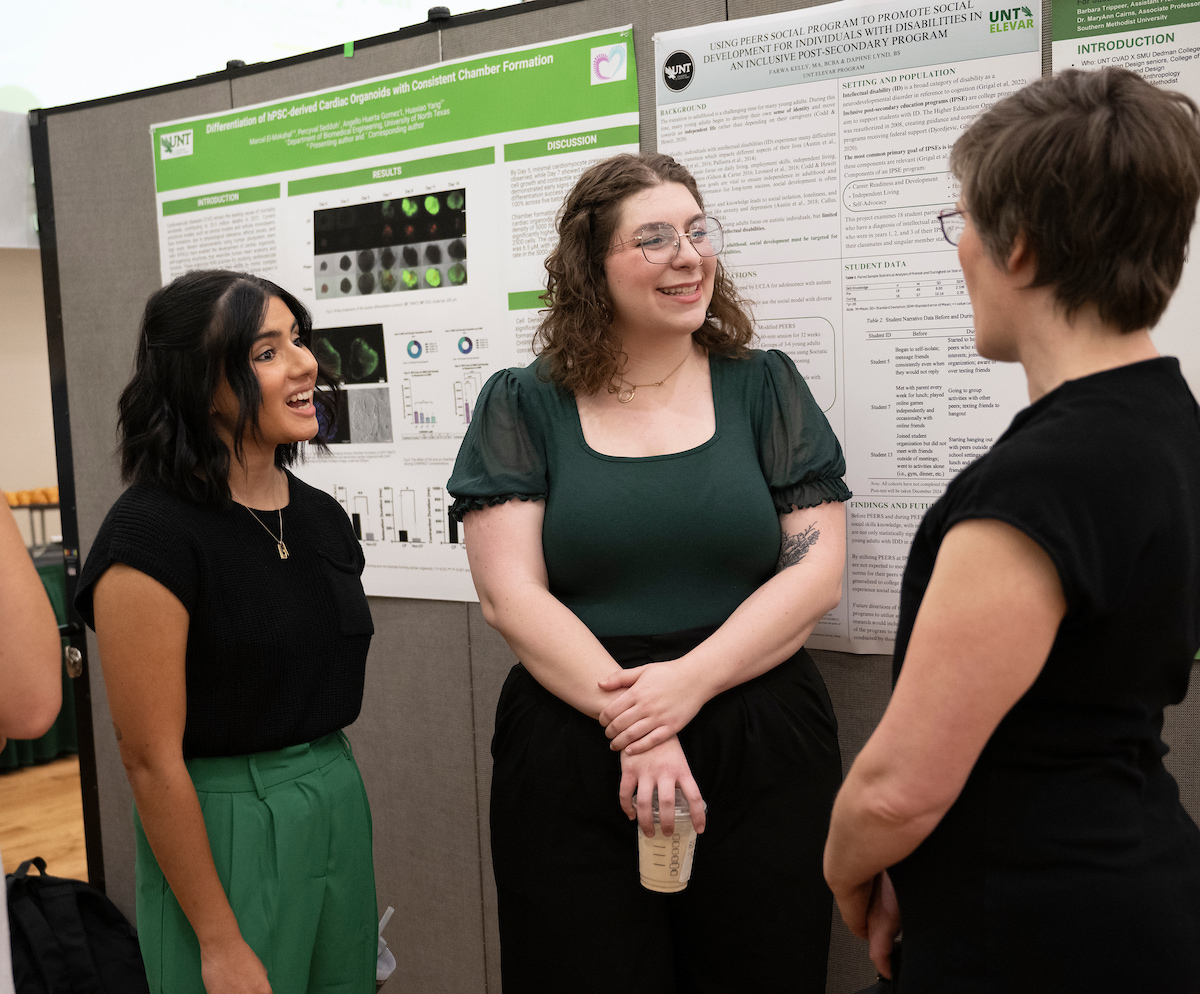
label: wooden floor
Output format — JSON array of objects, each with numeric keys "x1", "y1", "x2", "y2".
[{"x1": 0, "y1": 755, "x2": 88, "y2": 881}]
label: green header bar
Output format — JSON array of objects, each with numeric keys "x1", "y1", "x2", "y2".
[
  {"x1": 152, "y1": 29, "x2": 636, "y2": 193},
  {"x1": 508, "y1": 291, "x2": 545, "y2": 310},
  {"x1": 504, "y1": 124, "x2": 639, "y2": 162},
  {"x1": 1052, "y1": 0, "x2": 1198, "y2": 41},
  {"x1": 289, "y1": 147, "x2": 494, "y2": 196},
  {"x1": 162, "y1": 183, "x2": 280, "y2": 216}
]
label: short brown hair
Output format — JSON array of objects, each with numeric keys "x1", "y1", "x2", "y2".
[
  {"x1": 951, "y1": 67, "x2": 1200, "y2": 331},
  {"x1": 535, "y1": 153, "x2": 753, "y2": 393}
]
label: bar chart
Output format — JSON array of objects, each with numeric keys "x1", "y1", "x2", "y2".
[
  {"x1": 380, "y1": 486, "x2": 420, "y2": 543},
  {"x1": 453, "y1": 370, "x2": 485, "y2": 425},
  {"x1": 429, "y1": 487, "x2": 459, "y2": 545}
]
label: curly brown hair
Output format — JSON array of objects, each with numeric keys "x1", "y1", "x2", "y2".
[{"x1": 534, "y1": 153, "x2": 754, "y2": 394}]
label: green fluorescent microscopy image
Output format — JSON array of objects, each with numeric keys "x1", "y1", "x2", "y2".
[
  {"x1": 401, "y1": 269, "x2": 419, "y2": 290},
  {"x1": 425, "y1": 268, "x2": 442, "y2": 288},
  {"x1": 315, "y1": 337, "x2": 342, "y2": 378},
  {"x1": 401, "y1": 198, "x2": 419, "y2": 217},
  {"x1": 381, "y1": 200, "x2": 396, "y2": 219},
  {"x1": 351, "y1": 338, "x2": 381, "y2": 379},
  {"x1": 447, "y1": 190, "x2": 464, "y2": 210},
  {"x1": 425, "y1": 195, "x2": 441, "y2": 215},
  {"x1": 448, "y1": 263, "x2": 466, "y2": 286}
]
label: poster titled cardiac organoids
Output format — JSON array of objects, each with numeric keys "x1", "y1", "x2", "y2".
[{"x1": 313, "y1": 190, "x2": 467, "y2": 298}]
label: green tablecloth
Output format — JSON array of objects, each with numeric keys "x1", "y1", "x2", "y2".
[{"x1": 0, "y1": 560, "x2": 78, "y2": 772}]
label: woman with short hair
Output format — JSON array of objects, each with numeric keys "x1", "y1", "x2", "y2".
[
  {"x1": 77, "y1": 271, "x2": 377, "y2": 994},
  {"x1": 824, "y1": 67, "x2": 1200, "y2": 990},
  {"x1": 450, "y1": 152, "x2": 850, "y2": 991}
]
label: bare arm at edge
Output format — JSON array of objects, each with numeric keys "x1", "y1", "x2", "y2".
[{"x1": 0, "y1": 500, "x2": 61, "y2": 745}]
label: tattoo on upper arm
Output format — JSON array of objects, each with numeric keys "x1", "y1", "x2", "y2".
[
  {"x1": 776, "y1": 523, "x2": 820, "y2": 572},
  {"x1": 112, "y1": 722, "x2": 122, "y2": 742}
]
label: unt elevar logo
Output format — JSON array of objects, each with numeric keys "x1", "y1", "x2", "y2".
[
  {"x1": 159, "y1": 129, "x2": 194, "y2": 159},
  {"x1": 663, "y1": 51, "x2": 694, "y2": 92},
  {"x1": 989, "y1": 5, "x2": 1034, "y2": 32}
]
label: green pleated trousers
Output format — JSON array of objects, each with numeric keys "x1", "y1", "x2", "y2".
[{"x1": 133, "y1": 732, "x2": 377, "y2": 994}]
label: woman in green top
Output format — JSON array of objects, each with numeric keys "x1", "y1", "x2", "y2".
[{"x1": 448, "y1": 153, "x2": 850, "y2": 992}]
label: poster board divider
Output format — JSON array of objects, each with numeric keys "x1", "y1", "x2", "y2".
[{"x1": 28, "y1": 107, "x2": 106, "y2": 892}]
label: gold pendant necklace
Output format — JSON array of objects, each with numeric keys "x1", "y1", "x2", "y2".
[
  {"x1": 607, "y1": 347, "x2": 693, "y2": 404},
  {"x1": 246, "y1": 506, "x2": 289, "y2": 559}
]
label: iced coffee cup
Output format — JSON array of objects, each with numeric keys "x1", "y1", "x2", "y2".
[{"x1": 636, "y1": 786, "x2": 699, "y2": 893}]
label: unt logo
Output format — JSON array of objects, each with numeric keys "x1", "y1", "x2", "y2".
[
  {"x1": 989, "y1": 6, "x2": 1033, "y2": 31},
  {"x1": 158, "y1": 129, "x2": 194, "y2": 159}
]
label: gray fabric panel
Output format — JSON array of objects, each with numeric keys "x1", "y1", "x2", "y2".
[
  {"x1": 812, "y1": 649, "x2": 893, "y2": 993},
  {"x1": 230, "y1": 35, "x2": 441, "y2": 108},
  {"x1": 466, "y1": 603, "x2": 516, "y2": 994},
  {"x1": 346, "y1": 596, "x2": 486, "y2": 993},
  {"x1": 1163, "y1": 660, "x2": 1200, "y2": 829},
  {"x1": 439, "y1": 0, "x2": 726, "y2": 153},
  {"x1": 45, "y1": 84, "x2": 234, "y2": 921}
]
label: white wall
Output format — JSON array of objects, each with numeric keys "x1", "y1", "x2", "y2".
[
  {"x1": 0, "y1": 112, "x2": 37, "y2": 249},
  {"x1": 0, "y1": 248, "x2": 60, "y2": 546}
]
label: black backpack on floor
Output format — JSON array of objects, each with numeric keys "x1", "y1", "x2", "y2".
[{"x1": 6, "y1": 857, "x2": 149, "y2": 994}]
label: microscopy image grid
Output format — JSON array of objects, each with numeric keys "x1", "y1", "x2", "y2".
[{"x1": 314, "y1": 189, "x2": 467, "y2": 299}]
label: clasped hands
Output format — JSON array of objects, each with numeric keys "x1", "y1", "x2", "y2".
[{"x1": 598, "y1": 658, "x2": 709, "y2": 837}]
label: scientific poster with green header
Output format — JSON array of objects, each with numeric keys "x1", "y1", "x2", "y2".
[
  {"x1": 150, "y1": 27, "x2": 638, "y2": 601},
  {"x1": 1051, "y1": 3, "x2": 1200, "y2": 399},
  {"x1": 656, "y1": 0, "x2": 1040, "y2": 653}
]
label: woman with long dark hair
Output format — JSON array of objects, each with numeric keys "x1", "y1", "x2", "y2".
[
  {"x1": 449, "y1": 153, "x2": 850, "y2": 990},
  {"x1": 76, "y1": 270, "x2": 377, "y2": 994}
]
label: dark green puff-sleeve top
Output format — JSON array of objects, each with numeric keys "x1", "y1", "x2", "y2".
[{"x1": 448, "y1": 349, "x2": 851, "y2": 638}]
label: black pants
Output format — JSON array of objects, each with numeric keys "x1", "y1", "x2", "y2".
[{"x1": 490, "y1": 626, "x2": 842, "y2": 993}]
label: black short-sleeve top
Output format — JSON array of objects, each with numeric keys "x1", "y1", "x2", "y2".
[
  {"x1": 447, "y1": 350, "x2": 851, "y2": 637},
  {"x1": 76, "y1": 470, "x2": 373, "y2": 759},
  {"x1": 888, "y1": 358, "x2": 1200, "y2": 982}
]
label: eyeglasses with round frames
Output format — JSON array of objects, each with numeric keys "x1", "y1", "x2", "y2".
[
  {"x1": 614, "y1": 216, "x2": 725, "y2": 264},
  {"x1": 938, "y1": 209, "x2": 968, "y2": 246}
]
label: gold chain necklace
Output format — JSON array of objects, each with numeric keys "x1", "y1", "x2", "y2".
[
  {"x1": 245, "y1": 506, "x2": 290, "y2": 559},
  {"x1": 607, "y1": 348, "x2": 692, "y2": 404}
]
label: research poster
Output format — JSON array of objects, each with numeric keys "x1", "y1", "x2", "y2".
[
  {"x1": 1052, "y1": 1, "x2": 1200, "y2": 395},
  {"x1": 150, "y1": 28, "x2": 638, "y2": 600},
  {"x1": 656, "y1": 1, "x2": 1040, "y2": 653}
]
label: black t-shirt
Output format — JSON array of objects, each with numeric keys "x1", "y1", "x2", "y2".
[
  {"x1": 76, "y1": 470, "x2": 372, "y2": 758},
  {"x1": 890, "y1": 357, "x2": 1200, "y2": 989}
]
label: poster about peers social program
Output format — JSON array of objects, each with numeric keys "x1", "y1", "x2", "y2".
[{"x1": 656, "y1": 0, "x2": 1039, "y2": 653}]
